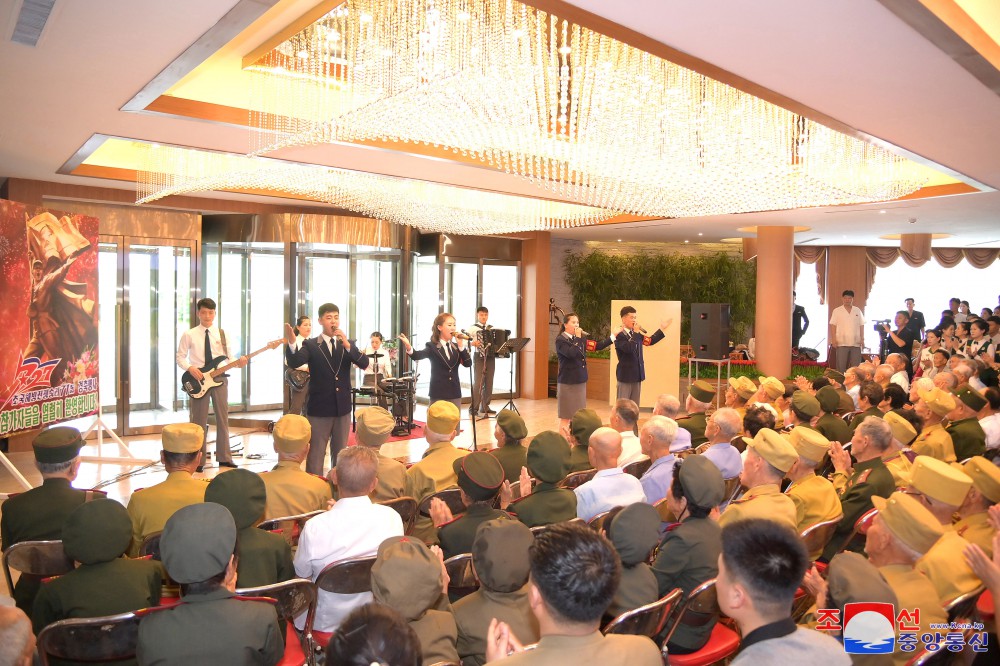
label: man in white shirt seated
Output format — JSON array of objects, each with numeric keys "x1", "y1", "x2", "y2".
[
  {"x1": 980, "y1": 386, "x2": 1000, "y2": 452},
  {"x1": 574, "y1": 428, "x2": 646, "y2": 521},
  {"x1": 699, "y1": 408, "x2": 744, "y2": 480},
  {"x1": 293, "y1": 446, "x2": 404, "y2": 633},
  {"x1": 886, "y1": 353, "x2": 910, "y2": 393},
  {"x1": 653, "y1": 394, "x2": 692, "y2": 450},
  {"x1": 611, "y1": 399, "x2": 646, "y2": 467}
]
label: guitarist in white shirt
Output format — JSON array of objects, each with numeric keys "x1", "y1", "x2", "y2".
[{"x1": 175, "y1": 298, "x2": 247, "y2": 470}]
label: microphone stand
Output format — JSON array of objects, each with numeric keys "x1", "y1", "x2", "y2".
[{"x1": 462, "y1": 337, "x2": 479, "y2": 451}]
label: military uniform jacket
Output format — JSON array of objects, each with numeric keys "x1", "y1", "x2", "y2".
[
  {"x1": 955, "y1": 511, "x2": 995, "y2": 558},
  {"x1": 607, "y1": 563, "x2": 657, "y2": 621},
  {"x1": 785, "y1": 475, "x2": 842, "y2": 536},
  {"x1": 816, "y1": 413, "x2": 852, "y2": 445},
  {"x1": 410, "y1": 607, "x2": 460, "y2": 666},
  {"x1": 676, "y1": 412, "x2": 708, "y2": 447},
  {"x1": 945, "y1": 417, "x2": 987, "y2": 461},
  {"x1": 259, "y1": 461, "x2": 332, "y2": 520},
  {"x1": 719, "y1": 484, "x2": 797, "y2": 531},
  {"x1": 500, "y1": 631, "x2": 661, "y2": 666},
  {"x1": 567, "y1": 446, "x2": 592, "y2": 473},
  {"x1": 285, "y1": 336, "x2": 369, "y2": 417},
  {"x1": 410, "y1": 341, "x2": 472, "y2": 401},
  {"x1": 137, "y1": 588, "x2": 283, "y2": 665},
  {"x1": 235, "y1": 526, "x2": 295, "y2": 589},
  {"x1": 879, "y1": 563, "x2": 947, "y2": 666},
  {"x1": 822, "y1": 458, "x2": 895, "y2": 561},
  {"x1": 882, "y1": 452, "x2": 913, "y2": 489},
  {"x1": 555, "y1": 333, "x2": 612, "y2": 385},
  {"x1": 126, "y1": 471, "x2": 207, "y2": 556},
  {"x1": 915, "y1": 530, "x2": 982, "y2": 605},
  {"x1": 614, "y1": 329, "x2": 665, "y2": 383},
  {"x1": 491, "y1": 444, "x2": 528, "y2": 483},
  {"x1": 438, "y1": 504, "x2": 511, "y2": 560},
  {"x1": 651, "y1": 516, "x2": 721, "y2": 651},
  {"x1": 508, "y1": 483, "x2": 577, "y2": 528},
  {"x1": 372, "y1": 454, "x2": 408, "y2": 502},
  {"x1": 911, "y1": 422, "x2": 957, "y2": 462},
  {"x1": 32, "y1": 557, "x2": 162, "y2": 634},
  {"x1": 454, "y1": 585, "x2": 538, "y2": 666},
  {"x1": 849, "y1": 407, "x2": 884, "y2": 431},
  {"x1": 406, "y1": 442, "x2": 470, "y2": 542}
]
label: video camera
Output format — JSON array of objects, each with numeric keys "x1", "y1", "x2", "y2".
[{"x1": 873, "y1": 319, "x2": 892, "y2": 335}]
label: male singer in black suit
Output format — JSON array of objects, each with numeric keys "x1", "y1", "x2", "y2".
[
  {"x1": 614, "y1": 305, "x2": 672, "y2": 404},
  {"x1": 792, "y1": 291, "x2": 809, "y2": 349},
  {"x1": 284, "y1": 303, "x2": 369, "y2": 475}
]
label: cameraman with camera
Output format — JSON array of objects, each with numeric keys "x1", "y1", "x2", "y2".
[{"x1": 880, "y1": 311, "x2": 918, "y2": 379}]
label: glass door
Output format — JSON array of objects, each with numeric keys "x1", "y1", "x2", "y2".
[{"x1": 97, "y1": 238, "x2": 123, "y2": 431}]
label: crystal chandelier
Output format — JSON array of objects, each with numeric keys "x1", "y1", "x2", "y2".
[{"x1": 135, "y1": 143, "x2": 611, "y2": 234}]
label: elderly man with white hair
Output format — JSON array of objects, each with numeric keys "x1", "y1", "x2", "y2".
[
  {"x1": 698, "y1": 408, "x2": 743, "y2": 480},
  {"x1": 885, "y1": 353, "x2": 910, "y2": 393},
  {"x1": 908, "y1": 376, "x2": 934, "y2": 407},
  {"x1": 637, "y1": 416, "x2": 687, "y2": 504},
  {"x1": 653, "y1": 394, "x2": 692, "y2": 450}
]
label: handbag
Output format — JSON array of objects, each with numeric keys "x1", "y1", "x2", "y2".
[{"x1": 285, "y1": 368, "x2": 310, "y2": 391}]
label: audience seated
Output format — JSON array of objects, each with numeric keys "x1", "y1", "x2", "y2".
[
  {"x1": 295, "y1": 445, "x2": 403, "y2": 633},
  {"x1": 782, "y1": 390, "x2": 819, "y2": 436},
  {"x1": 0, "y1": 606, "x2": 34, "y2": 666},
  {"x1": 844, "y1": 367, "x2": 862, "y2": 409},
  {"x1": 725, "y1": 376, "x2": 755, "y2": 419},
  {"x1": 783, "y1": 428, "x2": 841, "y2": 541},
  {"x1": 718, "y1": 519, "x2": 849, "y2": 665},
  {"x1": 258, "y1": 414, "x2": 333, "y2": 518},
  {"x1": 602, "y1": 503, "x2": 660, "y2": 620},
  {"x1": 205, "y1": 468, "x2": 294, "y2": 588},
  {"x1": 886, "y1": 353, "x2": 910, "y2": 392},
  {"x1": 326, "y1": 603, "x2": 421, "y2": 666},
  {"x1": 405, "y1": 401, "x2": 469, "y2": 542},
  {"x1": 32, "y1": 498, "x2": 161, "y2": 633},
  {"x1": 507, "y1": 432, "x2": 577, "y2": 528},
  {"x1": 880, "y1": 384, "x2": 908, "y2": 415},
  {"x1": 814, "y1": 386, "x2": 851, "y2": 444},
  {"x1": 677, "y1": 381, "x2": 713, "y2": 447},
  {"x1": 136, "y1": 503, "x2": 283, "y2": 665},
  {"x1": 611, "y1": 399, "x2": 645, "y2": 467},
  {"x1": 652, "y1": 456, "x2": 724, "y2": 655},
  {"x1": 848, "y1": 382, "x2": 884, "y2": 431},
  {"x1": 484, "y1": 522, "x2": 661, "y2": 665},
  {"x1": 880, "y1": 412, "x2": 916, "y2": 486},
  {"x1": 454, "y1": 520, "x2": 539, "y2": 666},
  {"x1": 353, "y1": 407, "x2": 407, "y2": 502},
  {"x1": 371, "y1": 536, "x2": 459, "y2": 665},
  {"x1": 653, "y1": 393, "x2": 692, "y2": 450},
  {"x1": 573, "y1": 428, "x2": 645, "y2": 521},
  {"x1": 697, "y1": 408, "x2": 743, "y2": 479},
  {"x1": 947, "y1": 385, "x2": 988, "y2": 460},
  {"x1": 491, "y1": 410, "x2": 529, "y2": 483},
  {"x1": 742, "y1": 404, "x2": 776, "y2": 446},
  {"x1": 566, "y1": 408, "x2": 602, "y2": 473},
  {"x1": 430, "y1": 452, "x2": 511, "y2": 559},
  {"x1": 912, "y1": 387, "x2": 958, "y2": 462},
  {"x1": 982, "y1": 386, "x2": 1000, "y2": 453},
  {"x1": 933, "y1": 369, "x2": 958, "y2": 392},
  {"x1": 637, "y1": 416, "x2": 685, "y2": 504},
  {"x1": 720, "y1": 429, "x2": 797, "y2": 530}
]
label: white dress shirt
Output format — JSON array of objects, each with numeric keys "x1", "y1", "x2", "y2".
[
  {"x1": 980, "y1": 413, "x2": 1000, "y2": 451},
  {"x1": 889, "y1": 371, "x2": 910, "y2": 393},
  {"x1": 362, "y1": 346, "x2": 393, "y2": 378},
  {"x1": 175, "y1": 325, "x2": 235, "y2": 371},
  {"x1": 574, "y1": 468, "x2": 646, "y2": 521},
  {"x1": 616, "y1": 431, "x2": 648, "y2": 467},
  {"x1": 829, "y1": 306, "x2": 865, "y2": 347},
  {"x1": 293, "y1": 496, "x2": 404, "y2": 632}
]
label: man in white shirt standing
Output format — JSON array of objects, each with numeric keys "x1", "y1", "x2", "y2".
[
  {"x1": 829, "y1": 289, "x2": 866, "y2": 372},
  {"x1": 293, "y1": 445, "x2": 404, "y2": 633},
  {"x1": 175, "y1": 297, "x2": 247, "y2": 470}
]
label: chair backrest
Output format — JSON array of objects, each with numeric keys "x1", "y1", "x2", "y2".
[
  {"x1": 558, "y1": 468, "x2": 597, "y2": 490},
  {"x1": 622, "y1": 458, "x2": 652, "y2": 479},
  {"x1": 662, "y1": 579, "x2": 720, "y2": 646},
  {"x1": 315, "y1": 555, "x2": 377, "y2": 595},
  {"x1": 236, "y1": 578, "x2": 317, "y2": 657},
  {"x1": 529, "y1": 517, "x2": 584, "y2": 536},
  {"x1": 443, "y1": 553, "x2": 479, "y2": 599},
  {"x1": 257, "y1": 509, "x2": 326, "y2": 548},
  {"x1": 652, "y1": 498, "x2": 676, "y2": 524},
  {"x1": 723, "y1": 477, "x2": 743, "y2": 504},
  {"x1": 602, "y1": 588, "x2": 684, "y2": 637},
  {"x1": 138, "y1": 531, "x2": 163, "y2": 560},
  {"x1": 799, "y1": 515, "x2": 844, "y2": 559},
  {"x1": 2, "y1": 540, "x2": 73, "y2": 593},
  {"x1": 945, "y1": 585, "x2": 985, "y2": 623},
  {"x1": 830, "y1": 507, "x2": 878, "y2": 557},
  {"x1": 378, "y1": 496, "x2": 419, "y2": 535},
  {"x1": 36, "y1": 611, "x2": 140, "y2": 666},
  {"x1": 675, "y1": 448, "x2": 698, "y2": 460},
  {"x1": 587, "y1": 510, "x2": 614, "y2": 533},
  {"x1": 509, "y1": 478, "x2": 536, "y2": 500},
  {"x1": 418, "y1": 488, "x2": 466, "y2": 517}
]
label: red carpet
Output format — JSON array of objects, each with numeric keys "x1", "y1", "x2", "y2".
[{"x1": 347, "y1": 421, "x2": 425, "y2": 446}]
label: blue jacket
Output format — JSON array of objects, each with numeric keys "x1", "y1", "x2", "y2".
[
  {"x1": 410, "y1": 341, "x2": 472, "y2": 400},
  {"x1": 555, "y1": 333, "x2": 613, "y2": 385},
  {"x1": 614, "y1": 328, "x2": 665, "y2": 383},
  {"x1": 285, "y1": 337, "x2": 369, "y2": 417}
]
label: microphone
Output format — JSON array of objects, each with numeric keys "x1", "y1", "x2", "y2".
[
  {"x1": 635, "y1": 324, "x2": 648, "y2": 335},
  {"x1": 578, "y1": 329, "x2": 590, "y2": 337},
  {"x1": 455, "y1": 332, "x2": 473, "y2": 341}
]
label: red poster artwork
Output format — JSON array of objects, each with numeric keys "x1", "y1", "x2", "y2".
[{"x1": 0, "y1": 200, "x2": 100, "y2": 436}]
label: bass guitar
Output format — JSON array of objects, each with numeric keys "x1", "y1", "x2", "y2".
[{"x1": 181, "y1": 338, "x2": 284, "y2": 399}]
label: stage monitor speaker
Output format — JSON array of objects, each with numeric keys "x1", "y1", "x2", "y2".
[{"x1": 691, "y1": 303, "x2": 730, "y2": 359}]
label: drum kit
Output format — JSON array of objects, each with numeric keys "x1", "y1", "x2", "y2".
[{"x1": 364, "y1": 349, "x2": 416, "y2": 437}]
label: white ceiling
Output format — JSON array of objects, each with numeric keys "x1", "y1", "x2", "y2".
[{"x1": 1, "y1": 0, "x2": 998, "y2": 246}]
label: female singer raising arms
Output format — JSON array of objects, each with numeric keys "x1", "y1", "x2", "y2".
[
  {"x1": 555, "y1": 313, "x2": 619, "y2": 429},
  {"x1": 398, "y1": 312, "x2": 471, "y2": 410}
]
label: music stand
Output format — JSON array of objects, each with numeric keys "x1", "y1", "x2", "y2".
[{"x1": 495, "y1": 337, "x2": 530, "y2": 414}]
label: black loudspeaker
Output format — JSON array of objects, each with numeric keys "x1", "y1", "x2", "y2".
[{"x1": 691, "y1": 304, "x2": 730, "y2": 360}]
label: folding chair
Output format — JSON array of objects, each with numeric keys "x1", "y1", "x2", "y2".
[
  {"x1": 378, "y1": 496, "x2": 418, "y2": 535},
  {"x1": 623, "y1": 458, "x2": 652, "y2": 479},
  {"x1": 945, "y1": 585, "x2": 985, "y2": 623},
  {"x1": 661, "y1": 579, "x2": 741, "y2": 666},
  {"x1": 418, "y1": 488, "x2": 466, "y2": 517},
  {"x1": 36, "y1": 611, "x2": 140, "y2": 666},
  {"x1": 237, "y1": 578, "x2": 318, "y2": 666},
  {"x1": 602, "y1": 588, "x2": 683, "y2": 638},
  {"x1": 587, "y1": 510, "x2": 615, "y2": 533},
  {"x1": 258, "y1": 510, "x2": 326, "y2": 549},
  {"x1": 443, "y1": 553, "x2": 479, "y2": 600},
  {"x1": 312, "y1": 555, "x2": 378, "y2": 649},
  {"x1": 800, "y1": 515, "x2": 844, "y2": 562},
  {"x1": 2, "y1": 539, "x2": 74, "y2": 596},
  {"x1": 557, "y1": 469, "x2": 597, "y2": 490}
]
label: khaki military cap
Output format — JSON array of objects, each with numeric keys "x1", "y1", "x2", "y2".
[
  {"x1": 791, "y1": 391, "x2": 821, "y2": 418},
  {"x1": 908, "y1": 455, "x2": 973, "y2": 507},
  {"x1": 748, "y1": 428, "x2": 799, "y2": 473},
  {"x1": 32, "y1": 426, "x2": 83, "y2": 464},
  {"x1": 426, "y1": 400, "x2": 460, "y2": 435},
  {"x1": 883, "y1": 411, "x2": 917, "y2": 446},
  {"x1": 161, "y1": 503, "x2": 237, "y2": 584},
  {"x1": 787, "y1": 427, "x2": 831, "y2": 463},
  {"x1": 872, "y1": 492, "x2": 943, "y2": 555},
  {"x1": 570, "y1": 409, "x2": 602, "y2": 448},
  {"x1": 689, "y1": 380, "x2": 715, "y2": 403},
  {"x1": 356, "y1": 407, "x2": 395, "y2": 447},
  {"x1": 161, "y1": 423, "x2": 203, "y2": 454},
  {"x1": 918, "y1": 387, "x2": 956, "y2": 417},
  {"x1": 454, "y1": 451, "x2": 505, "y2": 501},
  {"x1": 761, "y1": 376, "x2": 785, "y2": 400},
  {"x1": 272, "y1": 414, "x2": 311, "y2": 453},
  {"x1": 728, "y1": 376, "x2": 757, "y2": 400},
  {"x1": 959, "y1": 456, "x2": 1000, "y2": 503},
  {"x1": 496, "y1": 409, "x2": 528, "y2": 440},
  {"x1": 953, "y1": 384, "x2": 987, "y2": 411}
]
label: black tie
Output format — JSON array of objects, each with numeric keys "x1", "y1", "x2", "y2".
[{"x1": 204, "y1": 328, "x2": 212, "y2": 362}]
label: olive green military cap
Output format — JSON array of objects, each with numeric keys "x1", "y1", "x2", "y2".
[
  {"x1": 959, "y1": 456, "x2": 1000, "y2": 503},
  {"x1": 786, "y1": 427, "x2": 831, "y2": 463},
  {"x1": 677, "y1": 455, "x2": 725, "y2": 508},
  {"x1": 426, "y1": 400, "x2": 460, "y2": 435},
  {"x1": 883, "y1": 411, "x2": 917, "y2": 447},
  {"x1": 747, "y1": 428, "x2": 799, "y2": 473},
  {"x1": 160, "y1": 503, "x2": 237, "y2": 584},
  {"x1": 161, "y1": 422, "x2": 204, "y2": 454},
  {"x1": 918, "y1": 387, "x2": 956, "y2": 417},
  {"x1": 272, "y1": 414, "x2": 311, "y2": 453},
  {"x1": 908, "y1": 455, "x2": 973, "y2": 507},
  {"x1": 32, "y1": 426, "x2": 83, "y2": 463},
  {"x1": 371, "y1": 536, "x2": 442, "y2": 619},
  {"x1": 496, "y1": 409, "x2": 528, "y2": 440},
  {"x1": 815, "y1": 386, "x2": 840, "y2": 413},
  {"x1": 791, "y1": 390, "x2": 821, "y2": 418},
  {"x1": 872, "y1": 492, "x2": 943, "y2": 555},
  {"x1": 356, "y1": 407, "x2": 395, "y2": 447},
  {"x1": 526, "y1": 430, "x2": 571, "y2": 483},
  {"x1": 63, "y1": 498, "x2": 132, "y2": 565},
  {"x1": 454, "y1": 451, "x2": 505, "y2": 501},
  {"x1": 607, "y1": 503, "x2": 660, "y2": 567},
  {"x1": 824, "y1": 369, "x2": 846, "y2": 384},
  {"x1": 761, "y1": 376, "x2": 785, "y2": 400},
  {"x1": 570, "y1": 408, "x2": 602, "y2": 448},
  {"x1": 953, "y1": 384, "x2": 987, "y2": 411},
  {"x1": 472, "y1": 519, "x2": 533, "y2": 593},
  {"x1": 205, "y1": 468, "x2": 266, "y2": 530},
  {"x1": 689, "y1": 380, "x2": 715, "y2": 403}
]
